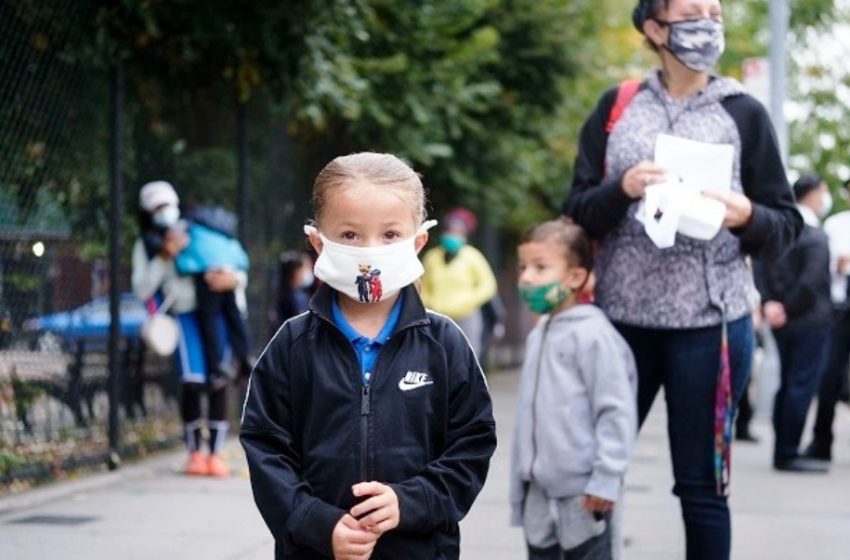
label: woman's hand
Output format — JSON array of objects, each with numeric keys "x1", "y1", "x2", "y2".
[
  {"x1": 702, "y1": 190, "x2": 754, "y2": 229},
  {"x1": 763, "y1": 300, "x2": 787, "y2": 329},
  {"x1": 621, "y1": 161, "x2": 667, "y2": 199},
  {"x1": 205, "y1": 269, "x2": 239, "y2": 292}
]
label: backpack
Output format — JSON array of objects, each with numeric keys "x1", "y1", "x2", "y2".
[{"x1": 605, "y1": 79, "x2": 643, "y2": 134}]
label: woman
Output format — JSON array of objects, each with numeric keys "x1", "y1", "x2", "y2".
[
  {"x1": 420, "y1": 208, "x2": 498, "y2": 356},
  {"x1": 563, "y1": 1, "x2": 801, "y2": 559},
  {"x1": 131, "y1": 181, "x2": 248, "y2": 478}
]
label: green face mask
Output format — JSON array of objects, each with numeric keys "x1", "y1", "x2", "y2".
[
  {"x1": 441, "y1": 234, "x2": 466, "y2": 254},
  {"x1": 518, "y1": 281, "x2": 572, "y2": 315}
]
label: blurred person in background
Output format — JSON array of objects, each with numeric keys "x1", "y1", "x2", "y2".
[
  {"x1": 755, "y1": 173, "x2": 832, "y2": 473},
  {"x1": 479, "y1": 293, "x2": 506, "y2": 368},
  {"x1": 176, "y1": 204, "x2": 254, "y2": 390},
  {"x1": 735, "y1": 277, "x2": 764, "y2": 444},
  {"x1": 420, "y1": 207, "x2": 497, "y2": 357},
  {"x1": 132, "y1": 181, "x2": 247, "y2": 478},
  {"x1": 803, "y1": 177, "x2": 850, "y2": 462},
  {"x1": 269, "y1": 250, "x2": 313, "y2": 334}
]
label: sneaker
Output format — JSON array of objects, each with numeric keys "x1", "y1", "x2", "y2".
[
  {"x1": 207, "y1": 455, "x2": 230, "y2": 479},
  {"x1": 801, "y1": 441, "x2": 832, "y2": 462},
  {"x1": 186, "y1": 451, "x2": 208, "y2": 476},
  {"x1": 773, "y1": 456, "x2": 829, "y2": 473}
]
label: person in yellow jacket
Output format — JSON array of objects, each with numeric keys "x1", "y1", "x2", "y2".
[{"x1": 421, "y1": 208, "x2": 498, "y2": 356}]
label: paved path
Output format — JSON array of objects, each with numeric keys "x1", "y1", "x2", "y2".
[{"x1": 1, "y1": 370, "x2": 849, "y2": 559}]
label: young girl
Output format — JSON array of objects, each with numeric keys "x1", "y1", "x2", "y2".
[
  {"x1": 510, "y1": 219, "x2": 637, "y2": 560},
  {"x1": 240, "y1": 152, "x2": 496, "y2": 560}
]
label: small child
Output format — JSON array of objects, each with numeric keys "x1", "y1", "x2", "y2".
[
  {"x1": 510, "y1": 218, "x2": 637, "y2": 560},
  {"x1": 173, "y1": 206, "x2": 253, "y2": 389},
  {"x1": 240, "y1": 152, "x2": 496, "y2": 560}
]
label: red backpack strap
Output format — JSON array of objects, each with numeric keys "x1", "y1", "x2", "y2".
[{"x1": 605, "y1": 79, "x2": 643, "y2": 133}]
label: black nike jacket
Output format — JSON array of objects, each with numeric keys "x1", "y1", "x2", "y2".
[{"x1": 240, "y1": 283, "x2": 497, "y2": 559}]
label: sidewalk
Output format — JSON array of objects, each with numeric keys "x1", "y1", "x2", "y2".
[{"x1": 1, "y1": 369, "x2": 849, "y2": 559}]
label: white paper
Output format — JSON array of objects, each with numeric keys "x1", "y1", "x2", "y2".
[
  {"x1": 636, "y1": 134, "x2": 734, "y2": 248},
  {"x1": 654, "y1": 133, "x2": 734, "y2": 194}
]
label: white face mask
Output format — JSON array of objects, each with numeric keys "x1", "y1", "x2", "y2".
[
  {"x1": 299, "y1": 270, "x2": 315, "y2": 289},
  {"x1": 304, "y1": 220, "x2": 437, "y2": 303},
  {"x1": 152, "y1": 205, "x2": 180, "y2": 228}
]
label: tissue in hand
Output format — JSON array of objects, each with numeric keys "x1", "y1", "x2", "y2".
[{"x1": 637, "y1": 182, "x2": 726, "y2": 248}]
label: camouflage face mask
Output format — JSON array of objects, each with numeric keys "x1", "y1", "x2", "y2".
[{"x1": 657, "y1": 18, "x2": 725, "y2": 73}]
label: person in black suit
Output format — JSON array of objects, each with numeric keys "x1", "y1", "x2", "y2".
[{"x1": 755, "y1": 173, "x2": 833, "y2": 472}]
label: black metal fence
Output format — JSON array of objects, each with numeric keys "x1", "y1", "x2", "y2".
[
  {"x1": 0, "y1": 0, "x2": 530, "y2": 491},
  {"x1": 0, "y1": 1, "x2": 303, "y2": 490}
]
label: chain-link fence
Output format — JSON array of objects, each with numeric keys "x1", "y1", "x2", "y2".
[
  {"x1": 0, "y1": 1, "x2": 308, "y2": 491},
  {"x1": 0, "y1": 0, "x2": 531, "y2": 492}
]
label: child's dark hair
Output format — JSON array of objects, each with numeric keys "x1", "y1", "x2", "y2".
[{"x1": 520, "y1": 217, "x2": 593, "y2": 272}]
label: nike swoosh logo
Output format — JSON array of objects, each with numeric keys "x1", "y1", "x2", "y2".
[{"x1": 398, "y1": 379, "x2": 434, "y2": 392}]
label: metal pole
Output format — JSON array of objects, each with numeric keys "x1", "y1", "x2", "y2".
[
  {"x1": 107, "y1": 62, "x2": 125, "y2": 470},
  {"x1": 769, "y1": 0, "x2": 789, "y2": 164},
  {"x1": 236, "y1": 102, "x2": 248, "y2": 243}
]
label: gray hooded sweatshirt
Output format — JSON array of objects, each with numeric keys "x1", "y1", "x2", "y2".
[{"x1": 510, "y1": 304, "x2": 637, "y2": 525}]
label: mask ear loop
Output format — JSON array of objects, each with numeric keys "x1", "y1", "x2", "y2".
[
  {"x1": 418, "y1": 219, "x2": 439, "y2": 234},
  {"x1": 303, "y1": 224, "x2": 318, "y2": 236}
]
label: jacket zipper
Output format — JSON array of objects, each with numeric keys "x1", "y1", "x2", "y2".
[
  {"x1": 529, "y1": 319, "x2": 552, "y2": 481},
  {"x1": 312, "y1": 313, "x2": 428, "y2": 482},
  {"x1": 357, "y1": 335, "x2": 400, "y2": 482},
  {"x1": 360, "y1": 381, "x2": 371, "y2": 481}
]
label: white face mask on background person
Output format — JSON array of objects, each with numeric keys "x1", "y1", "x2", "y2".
[
  {"x1": 299, "y1": 269, "x2": 315, "y2": 289},
  {"x1": 303, "y1": 220, "x2": 437, "y2": 303},
  {"x1": 152, "y1": 204, "x2": 181, "y2": 228}
]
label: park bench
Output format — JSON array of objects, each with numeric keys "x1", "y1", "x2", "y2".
[{"x1": 0, "y1": 337, "x2": 176, "y2": 439}]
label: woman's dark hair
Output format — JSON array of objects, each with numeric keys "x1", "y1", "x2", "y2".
[
  {"x1": 138, "y1": 209, "x2": 165, "y2": 258},
  {"x1": 632, "y1": 0, "x2": 667, "y2": 32},
  {"x1": 520, "y1": 217, "x2": 593, "y2": 273}
]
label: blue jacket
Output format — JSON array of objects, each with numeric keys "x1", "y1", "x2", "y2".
[
  {"x1": 174, "y1": 223, "x2": 249, "y2": 274},
  {"x1": 240, "y1": 284, "x2": 496, "y2": 559}
]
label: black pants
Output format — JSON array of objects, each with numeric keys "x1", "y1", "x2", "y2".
[
  {"x1": 615, "y1": 317, "x2": 753, "y2": 560},
  {"x1": 735, "y1": 381, "x2": 754, "y2": 436},
  {"x1": 194, "y1": 274, "x2": 249, "y2": 376},
  {"x1": 180, "y1": 382, "x2": 228, "y2": 454},
  {"x1": 811, "y1": 309, "x2": 850, "y2": 452},
  {"x1": 772, "y1": 325, "x2": 830, "y2": 463}
]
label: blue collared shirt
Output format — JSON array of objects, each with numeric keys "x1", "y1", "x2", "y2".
[{"x1": 332, "y1": 293, "x2": 404, "y2": 386}]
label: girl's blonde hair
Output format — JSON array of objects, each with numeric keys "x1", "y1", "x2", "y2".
[{"x1": 312, "y1": 152, "x2": 427, "y2": 225}]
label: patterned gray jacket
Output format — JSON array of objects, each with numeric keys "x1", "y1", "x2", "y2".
[{"x1": 564, "y1": 71, "x2": 802, "y2": 329}]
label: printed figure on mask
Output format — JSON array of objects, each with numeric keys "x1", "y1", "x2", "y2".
[
  {"x1": 369, "y1": 268, "x2": 383, "y2": 302},
  {"x1": 356, "y1": 264, "x2": 372, "y2": 302}
]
